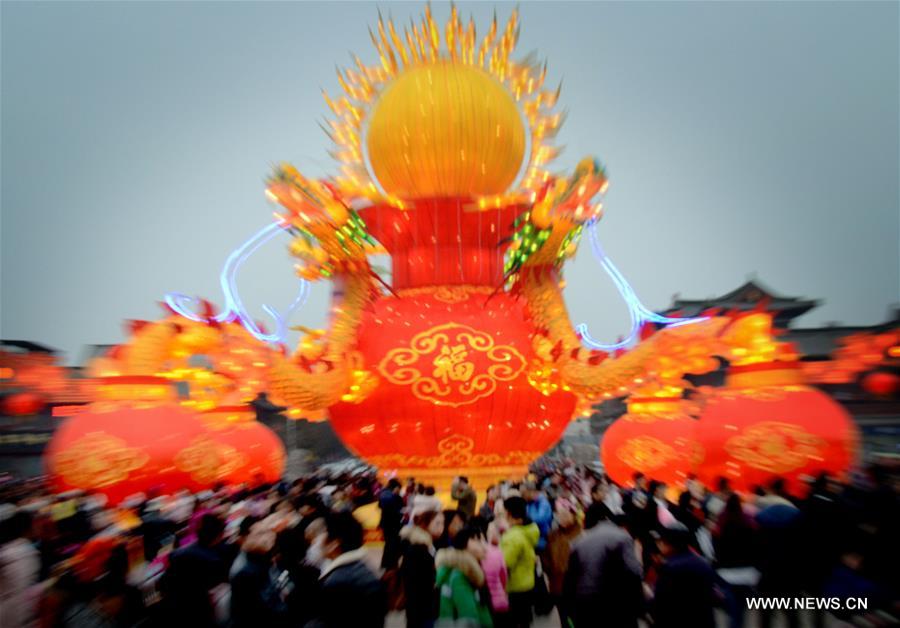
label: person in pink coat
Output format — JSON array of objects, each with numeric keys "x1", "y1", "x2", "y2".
[{"x1": 482, "y1": 520, "x2": 510, "y2": 625}]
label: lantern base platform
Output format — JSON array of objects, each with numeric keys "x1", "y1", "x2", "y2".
[{"x1": 376, "y1": 465, "x2": 529, "y2": 491}]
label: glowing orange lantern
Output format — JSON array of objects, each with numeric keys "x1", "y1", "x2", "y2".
[
  {"x1": 860, "y1": 371, "x2": 900, "y2": 397},
  {"x1": 2, "y1": 392, "x2": 46, "y2": 416},
  {"x1": 695, "y1": 362, "x2": 859, "y2": 496},
  {"x1": 601, "y1": 395, "x2": 701, "y2": 489},
  {"x1": 44, "y1": 377, "x2": 215, "y2": 503}
]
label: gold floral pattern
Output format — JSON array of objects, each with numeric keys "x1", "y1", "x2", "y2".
[
  {"x1": 366, "y1": 434, "x2": 541, "y2": 469},
  {"x1": 53, "y1": 432, "x2": 149, "y2": 489},
  {"x1": 396, "y1": 285, "x2": 495, "y2": 304},
  {"x1": 174, "y1": 436, "x2": 246, "y2": 484},
  {"x1": 615, "y1": 436, "x2": 679, "y2": 472},
  {"x1": 378, "y1": 323, "x2": 526, "y2": 407},
  {"x1": 725, "y1": 421, "x2": 826, "y2": 473}
]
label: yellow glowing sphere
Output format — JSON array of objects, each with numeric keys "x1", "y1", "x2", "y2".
[{"x1": 366, "y1": 62, "x2": 526, "y2": 199}]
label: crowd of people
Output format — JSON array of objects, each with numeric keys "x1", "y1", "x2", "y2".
[{"x1": 0, "y1": 461, "x2": 897, "y2": 628}]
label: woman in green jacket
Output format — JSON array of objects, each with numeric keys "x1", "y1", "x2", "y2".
[{"x1": 435, "y1": 526, "x2": 494, "y2": 628}]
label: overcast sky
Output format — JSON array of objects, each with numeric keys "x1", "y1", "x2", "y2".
[{"x1": 2, "y1": 1, "x2": 898, "y2": 364}]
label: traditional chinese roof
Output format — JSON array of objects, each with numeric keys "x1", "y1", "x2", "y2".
[
  {"x1": 0, "y1": 340, "x2": 58, "y2": 354},
  {"x1": 660, "y1": 279, "x2": 821, "y2": 327}
]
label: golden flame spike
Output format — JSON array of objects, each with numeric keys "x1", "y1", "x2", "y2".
[
  {"x1": 335, "y1": 68, "x2": 355, "y2": 100},
  {"x1": 429, "y1": 22, "x2": 440, "y2": 60},
  {"x1": 367, "y1": 26, "x2": 390, "y2": 75},
  {"x1": 414, "y1": 18, "x2": 429, "y2": 60},
  {"x1": 404, "y1": 24, "x2": 421, "y2": 65},
  {"x1": 388, "y1": 18, "x2": 409, "y2": 67},
  {"x1": 445, "y1": 9, "x2": 456, "y2": 61},
  {"x1": 477, "y1": 11, "x2": 497, "y2": 67},
  {"x1": 322, "y1": 89, "x2": 339, "y2": 116},
  {"x1": 376, "y1": 11, "x2": 398, "y2": 74},
  {"x1": 465, "y1": 16, "x2": 476, "y2": 65}
]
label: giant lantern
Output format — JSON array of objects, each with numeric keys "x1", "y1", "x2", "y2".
[
  {"x1": 695, "y1": 314, "x2": 860, "y2": 496},
  {"x1": 45, "y1": 377, "x2": 221, "y2": 503},
  {"x1": 259, "y1": 7, "x2": 734, "y2": 487},
  {"x1": 86, "y1": 6, "x2": 735, "y2": 489}
]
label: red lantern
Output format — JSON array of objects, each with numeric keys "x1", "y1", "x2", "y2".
[
  {"x1": 695, "y1": 362, "x2": 859, "y2": 496},
  {"x1": 601, "y1": 396, "x2": 701, "y2": 489},
  {"x1": 45, "y1": 378, "x2": 214, "y2": 503},
  {"x1": 860, "y1": 371, "x2": 900, "y2": 397},
  {"x1": 197, "y1": 406, "x2": 286, "y2": 486},
  {"x1": 2, "y1": 392, "x2": 45, "y2": 416},
  {"x1": 325, "y1": 200, "x2": 577, "y2": 487}
]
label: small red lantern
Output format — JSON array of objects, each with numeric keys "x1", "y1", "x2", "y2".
[
  {"x1": 601, "y1": 396, "x2": 701, "y2": 489},
  {"x1": 860, "y1": 371, "x2": 900, "y2": 397},
  {"x1": 2, "y1": 392, "x2": 45, "y2": 416},
  {"x1": 695, "y1": 362, "x2": 859, "y2": 496},
  {"x1": 45, "y1": 377, "x2": 213, "y2": 503}
]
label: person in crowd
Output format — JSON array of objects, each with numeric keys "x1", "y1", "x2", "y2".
[
  {"x1": 800, "y1": 472, "x2": 852, "y2": 618},
  {"x1": 452, "y1": 476, "x2": 478, "y2": 519},
  {"x1": 479, "y1": 485, "x2": 499, "y2": 521},
  {"x1": 161, "y1": 512, "x2": 229, "y2": 628},
  {"x1": 378, "y1": 478, "x2": 404, "y2": 569},
  {"x1": 230, "y1": 527, "x2": 286, "y2": 628},
  {"x1": 275, "y1": 519, "x2": 322, "y2": 627},
  {"x1": 500, "y1": 496, "x2": 539, "y2": 628},
  {"x1": 412, "y1": 486, "x2": 443, "y2": 518},
  {"x1": 435, "y1": 525, "x2": 493, "y2": 627},
  {"x1": 544, "y1": 500, "x2": 582, "y2": 628},
  {"x1": 0, "y1": 510, "x2": 40, "y2": 628},
  {"x1": 756, "y1": 479, "x2": 804, "y2": 628},
  {"x1": 400, "y1": 509, "x2": 444, "y2": 628},
  {"x1": 671, "y1": 490, "x2": 704, "y2": 551},
  {"x1": 564, "y1": 500, "x2": 643, "y2": 628},
  {"x1": 599, "y1": 475, "x2": 624, "y2": 516},
  {"x1": 704, "y1": 476, "x2": 733, "y2": 520},
  {"x1": 250, "y1": 391, "x2": 288, "y2": 423},
  {"x1": 481, "y1": 520, "x2": 509, "y2": 627},
  {"x1": 309, "y1": 511, "x2": 386, "y2": 628},
  {"x1": 522, "y1": 482, "x2": 552, "y2": 552},
  {"x1": 714, "y1": 493, "x2": 759, "y2": 628},
  {"x1": 651, "y1": 523, "x2": 717, "y2": 628},
  {"x1": 438, "y1": 509, "x2": 468, "y2": 550},
  {"x1": 584, "y1": 481, "x2": 615, "y2": 530},
  {"x1": 623, "y1": 472, "x2": 649, "y2": 515},
  {"x1": 405, "y1": 479, "x2": 420, "y2": 505},
  {"x1": 405, "y1": 483, "x2": 424, "y2": 516}
]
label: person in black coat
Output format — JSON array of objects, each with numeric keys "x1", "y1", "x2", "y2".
[
  {"x1": 306, "y1": 511, "x2": 387, "y2": 628},
  {"x1": 651, "y1": 523, "x2": 718, "y2": 628},
  {"x1": 399, "y1": 510, "x2": 444, "y2": 628},
  {"x1": 564, "y1": 509, "x2": 644, "y2": 628},
  {"x1": 161, "y1": 513, "x2": 228, "y2": 628},
  {"x1": 378, "y1": 479, "x2": 405, "y2": 569},
  {"x1": 230, "y1": 529, "x2": 287, "y2": 628}
]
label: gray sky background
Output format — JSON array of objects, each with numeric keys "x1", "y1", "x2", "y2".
[{"x1": 2, "y1": 1, "x2": 898, "y2": 364}]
